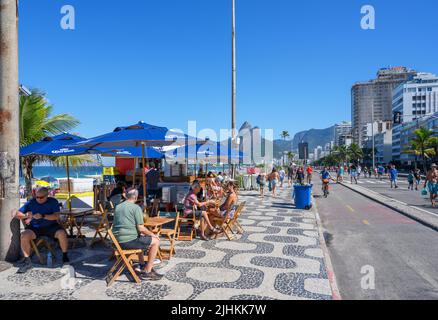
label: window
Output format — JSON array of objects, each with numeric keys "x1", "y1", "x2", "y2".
[{"x1": 428, "y1": 87, "x2": 433, "y2": 92}]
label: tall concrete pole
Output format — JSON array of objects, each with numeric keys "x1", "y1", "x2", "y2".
[
  {"x1": 230, "y1": 0, "x2": 237, "y2": 178},
  {"x1": 0, "y1": 0, "x2": 20, "y2": 263}
]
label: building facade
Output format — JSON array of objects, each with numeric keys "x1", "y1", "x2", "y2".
[
  {"x1": 392, "y1": 73, "x2": 438, "y2": 162},
  {"x1": 334, "y1": 121, "x2": 352, "y2": 146},
  {"x1": 374, "y1": 130, "x2": 393, "y2": 165},
  {"x1": 352, "y1": 67, "x2": 417, "y2": 146}
]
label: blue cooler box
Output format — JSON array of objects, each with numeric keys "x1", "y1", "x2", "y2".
[{"x1": 293, "y1": 184, "x2": 313, "y2": 210}]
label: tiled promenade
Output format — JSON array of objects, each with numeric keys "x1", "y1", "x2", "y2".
[{"x1": 0, "y1": 186, "x2": 334, "y2": 300}]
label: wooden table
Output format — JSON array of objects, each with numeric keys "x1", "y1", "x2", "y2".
[
  {"x1": 60, "y1": 208, "x2": 95, "y2": 247},
  {"x1": 144, "y1": 217, "x2": 175, "y2": 260}
]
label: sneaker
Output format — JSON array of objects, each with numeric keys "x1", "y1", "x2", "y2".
[
  {"x1": 140, "y1": 270, "x2": 163, "y2": 281},
  {"x1": 17, "y1": 262, "x2": 32, "y2": 274}
]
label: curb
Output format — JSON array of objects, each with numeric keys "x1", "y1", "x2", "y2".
[
  {"x1": 311, "y1": 196, "x2": 342, "y2": 300},
  {"x1": 339, "y1": 182, "x2": 438, "y2": 232}
]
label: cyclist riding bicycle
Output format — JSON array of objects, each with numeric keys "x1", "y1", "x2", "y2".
[{"x1": 320, "y1": 167, "x2": 334, "y2": 197}]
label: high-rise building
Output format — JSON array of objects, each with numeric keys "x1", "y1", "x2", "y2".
[
  {"x1": 334, "y1": 121, "x2": 352, "y2": 146},
  {"x1": 392, "y1": 72, "x2": 438, "y2": 162},
  {"x1": 352, "y1": 67, "x2": 417, "y2": 146}
]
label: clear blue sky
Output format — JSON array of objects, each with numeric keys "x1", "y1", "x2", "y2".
[{"x1": 19, "y1": 0, "x2": 438, "y2": 140}]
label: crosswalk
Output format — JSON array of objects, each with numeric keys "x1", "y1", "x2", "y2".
[{"x1": 343, "y1": 179, "x2": 409, "y2": 185}]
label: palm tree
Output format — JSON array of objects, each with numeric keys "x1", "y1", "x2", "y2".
[
  {"x1": 332, "y1": 145, "x2": 349, "y2": 165},
  {"x1": 408, "y1": 127, "x2": 436, "y2": 173},
  {"x1": 287, "y1": 151, "x2": 295, "y2": 164},
  {"x1": 280, "y1": 130, "x2": 290, "y2": 141},
  {"x1": 20, "y1": 90, "x2": 80, "y2": 194},
  {"x1": 348, "y1": 143, "x2": 364, "y2": 165}
]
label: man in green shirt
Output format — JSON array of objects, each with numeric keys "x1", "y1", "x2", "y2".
[{"x1": 112, "y1": 188, "x2": 163, "y2": 281}]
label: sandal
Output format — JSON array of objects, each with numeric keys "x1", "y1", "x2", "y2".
[{"x1": 200, "y1": 234, "x2": 210, "y2": 241}]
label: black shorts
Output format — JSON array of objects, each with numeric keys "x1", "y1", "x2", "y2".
[
  {"x1": 120, "y1": 236, "x2": 152, "y2": 251},
  {"x1": 25, "y1": 224, "x2": 65, "y2": 239}
]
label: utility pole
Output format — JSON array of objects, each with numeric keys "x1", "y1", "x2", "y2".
[
  {"x1": 230, "y1": 0, "x2": 237, "y2": 178},
  {"x1": 371, "y1": 102, "x2": 375, "y2": 170},
  {"x1": 0, "y1": 0, "x2": 21, "y2": 263}
]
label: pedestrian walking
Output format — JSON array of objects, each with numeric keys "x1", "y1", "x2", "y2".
[
  {"x1": 336, "y1": 165, "x2": 344, "y2": 183},
  {"x1": 287, "y1": 165, "x2": 295, "y2": 187},
  {"x1": 357, "y1": 165, "x2": 362, "y2": 180},
  {"x1": 306, "y1": 165, "x2": 313, "y2": 185},
  {"x1": 389, "y1": 164, "x2": 398, "y2": 189},
  {"x1": 269, "y1": 168, "x2": 280, "y2": 198},
  {"x1": 256, "y1": 173, "x2": 266, "y2": 199},
  {"x1": 279, "y1": 168, "x2": 286, "y2": 188},
  {"x1": 414, "y1": 169, "x2": 421, "y2": 190},
  {"x1": 377, "y1": 165, "x2": 384, "y2": 180},
  {"x1": 350, "y1": 164, "x2": 358, "y2": 184},
  {"x1": 295, "y1": 167, "x2": 305, "y2": 185},
  {"x1": 407, "y1": 170, "x2": 415, "y2": 190},
  {"x1": 424, "y1": 164, "x2": 438, "y2": 207}
]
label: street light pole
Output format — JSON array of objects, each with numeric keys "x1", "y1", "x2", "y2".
[
  {"x1": 230, "y1": 0, "x2": 237, "y2": 178},
  {"x1": 371, "y1": 102, "x2": 375, "y2": 170},
  {"x1": 0, "y1": 0, "x2": 20, "y2": 262}
]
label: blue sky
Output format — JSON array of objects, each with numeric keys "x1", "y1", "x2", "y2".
[{"x1": 19, "y1": 0, "x2": 438, "y2": 140}]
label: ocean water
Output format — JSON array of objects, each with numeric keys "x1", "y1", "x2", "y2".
[
  {"x1": 21, "y1": 166, "x2": 103, "y2": 184},
  {"x1": 21, "y1": 164, "x2": 237, "y2": 185}
]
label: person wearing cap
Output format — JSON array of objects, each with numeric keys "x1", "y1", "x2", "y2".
[
  {"x1": 13, "y1": 187, "x2": 69, "y2": 274},
  {"x1": 424, "y1": 164, "x2": 438, "y2": 207}
]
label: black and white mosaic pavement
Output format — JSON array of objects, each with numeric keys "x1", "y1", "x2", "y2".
[{"x1": 0, "y1": 186, "x2": 333, "y2": 300}]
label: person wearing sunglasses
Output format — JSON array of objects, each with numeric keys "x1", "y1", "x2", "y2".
[{"x1": 13, "y1": 187, "x2": 69, "y2": 274}]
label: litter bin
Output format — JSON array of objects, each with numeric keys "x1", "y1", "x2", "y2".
[{"x1": 293, "y1": 184, "x2": 313, "y2": 210}]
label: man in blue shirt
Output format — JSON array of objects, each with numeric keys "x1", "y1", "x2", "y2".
[
  {"x1": 389, "y1": 164, "x2": 399, "y2": 189},
  {"x1": 320, "y1": 167, "x2": 334, "y2": 196},
  {"x1": 13, "y1": 187, "x2": 69, "y2": 273}
]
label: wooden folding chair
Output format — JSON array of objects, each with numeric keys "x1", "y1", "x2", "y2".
[
  {"x1": 212, "y1": 202, "x2": 245, "y2": 241},
  {"x1": 176, "y1": 204, "x2": 197, "y2": 241},
  {"x1": 148, "y1": 198, "x2": 161, "y2": 218},
  {"x1": 89, "y1": 202, "x2": 111, "y2": 247},
  {"x1": 106, "y1": 229, "x2": 141, "y2": 286},
  {"x1": 21, "y1": 220, "x2": 57, "y2": 265},
  {"x1": 230, "y1": 201, "x2": 246, "y2": 235},
  {"x1": 160, "y1": 211, "x2": 179, "y2": 259}
]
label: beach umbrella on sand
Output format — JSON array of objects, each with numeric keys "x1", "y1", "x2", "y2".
[
  {"x1": 20, "y1": 133, "x2": 96, "y2": 210},
  {"x1": 72, "y1": 121, "x2": 200, "y2": 204}
]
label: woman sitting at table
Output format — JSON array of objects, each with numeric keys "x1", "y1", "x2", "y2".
[
  {"x1": 206, "y1": 173, "x2": 223, "y2": 199},
  {"x1": 108, "y1": 182, "x2": 127, "y2": 206},
  {"x1": 183, "y1": 181, "x2": 221, "y2": 241},
  {"x1": 209, "y1": 181, "x2": 238, "y2": 220}
]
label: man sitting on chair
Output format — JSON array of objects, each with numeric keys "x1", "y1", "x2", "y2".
[
  {"x1": 112, "y1": 188, "x2": 163, "y2": 281},
  {"x1": 13, "y1": 187, "x2": 69, "y2": 274}
]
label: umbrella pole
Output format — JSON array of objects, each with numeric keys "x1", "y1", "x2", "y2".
[
  {"x1": 133, "y1": 157, "x2": 137, "y2": 187},
  {"x1": 141, "y1": 143, "x2": 147, "y2": 207},
  {"x1": 66, "y1": 155, "x2": 72, "y2": 212}
]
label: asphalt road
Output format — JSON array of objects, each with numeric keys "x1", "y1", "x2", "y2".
[
  {"x1": 312, "y1": 178, "x2": 438, "y2": 300},
  {"x1": 343, "y1": 175, "x2": 438, "y2": 217}
]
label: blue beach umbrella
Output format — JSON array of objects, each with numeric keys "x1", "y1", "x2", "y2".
[
  {"x1": 74, "y1": 121, "x2": 193, "y2": 149},
  {"x1": 98, "y1": 146, "x2": 164, "y2": 159},
  {"x1": 72, "y1": 121, "x2": 201, "y2": 203},
  {"x1": 20, "y1": 133, "x2": 97, "y2": 209}
]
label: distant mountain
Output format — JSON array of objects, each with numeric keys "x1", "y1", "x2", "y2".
[
  {"x1": 223, "y1": 121, "x2": 335, "y2": 160},
  {"x1": 291, "y1": 126, "x2": 335, "y2": 151}
]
